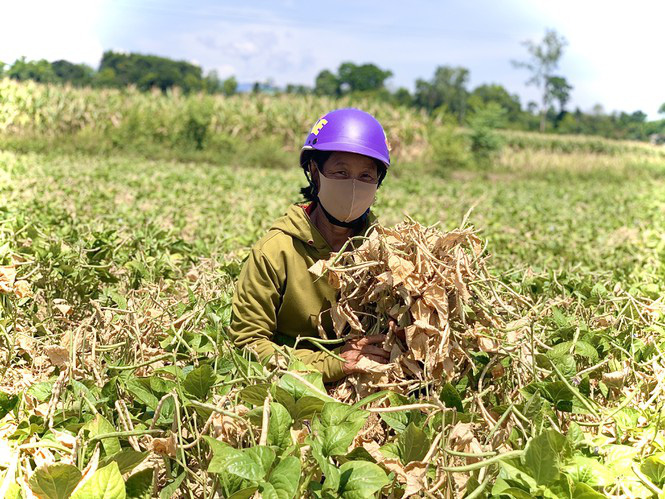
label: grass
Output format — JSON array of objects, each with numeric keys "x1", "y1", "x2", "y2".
[{"x1": 1, "y1": 139, "x2": 665, "y2": 497}]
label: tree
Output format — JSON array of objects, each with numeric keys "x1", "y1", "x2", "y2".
[
  {"x1": 392, "y1": 87, "x2": 413, "y2": 107},
  {"x1": 51, "y1": 60, "x2": 95, "y2": 86},
  {"x1": 337, "y1": 62, "x2": 392, "y2": 93},
  {"x1": 512, "y1": 29, "x2": 568, "y2": 132},
  {"x1": 203, "y1": 70, "x2": 222, "y2": 93},
  {"x1": 545, "y1": 76, "x2": 573, "y2": 114},
  {"x1": 222, "y1": 76, "x2": 238, "y2": 96},
  {"x1": 285, "y1": 84, "x2": 311, "y2": 95},
  {"x1": 7, "y1": 57, "x2": 57, "y2": 83},
  {"x1": 659, "y1": 102, "x2": 665, "y2": 116},
  {"x1": 414, "y1": 66, "x2": 470, "y2": 123},
  {"x1": 467, "y1": 84, "x2": 522, "y2": 123},
  {"x1": 314, "y1": 69, "x2": 339, "y2": 96},
  {"x1": 98, "y1": 51, "x2": 203, "y2": 93}
]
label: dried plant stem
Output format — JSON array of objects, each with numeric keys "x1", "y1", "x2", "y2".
[
  {"x1": 89, "y1": 429, "x2": 163, "y2": 442},
  {"x1": 439, "y1": 449, "x2": 524, "y2": 472},
  {"x1": 259, "y1": 394, "x2": 272, "y2": 446},
  {"x1": 366, "y1": 403, "x2": 441, "y2": 413}
]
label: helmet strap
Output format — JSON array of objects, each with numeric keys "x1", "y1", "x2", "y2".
[{"x1": 318, "y1": 203, "x2": 369, "y2": 230}]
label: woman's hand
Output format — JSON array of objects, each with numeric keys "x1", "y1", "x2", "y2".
[{"x1": 340, "y1": 334, "x2": 390, "y2": 375}]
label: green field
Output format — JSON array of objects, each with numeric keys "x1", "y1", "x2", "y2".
[{"x1": 1, "y1": 84, "x2": 665, "y2": 498}]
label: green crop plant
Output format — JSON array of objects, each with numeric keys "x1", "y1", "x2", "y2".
[{"x1": 0, "y1": 83, "x2": 664, "y2": 497}]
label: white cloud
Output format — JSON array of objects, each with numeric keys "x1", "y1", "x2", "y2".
[
  {"x1": 527, "y1": 0, "x2": 665, "y2": 118},
  {"x1": 188, "y1": 21, "x2": 357, "y2": 85},
  {"x1": 0, "y1": 0, "x2": 105, "y2": 66},
  {"x1": 216, "y1": 64, "x2": 236, "y2": 78}
]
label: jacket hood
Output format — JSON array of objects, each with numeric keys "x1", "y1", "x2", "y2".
[{"x1": 270, "y1": 203, "x2": 377, "y2": 256}]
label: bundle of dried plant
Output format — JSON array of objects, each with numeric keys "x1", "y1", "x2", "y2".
[{"x1": 310, "y1": 219, "x2": 529, "y2": 401}]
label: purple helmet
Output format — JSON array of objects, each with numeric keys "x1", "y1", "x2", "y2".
[{"x1": 300, "y1": 108, "x2": 390, "y2": 168}]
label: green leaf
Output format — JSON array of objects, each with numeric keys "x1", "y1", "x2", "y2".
[
  {"x1": 245, "y1": 446, "x2": 276, "y2": 476},
  {"x1": 535, "y1": 381, "x2": 574, "y2": 411},
  {"x1": 259, "y1": 481, "x2": 278, "y2": 499},
  {"x1": 206, "y1": 438, "x2": 267, "y2": 481},
  {"x1": 337, "y1": 461, "x2": 389, "y2": 498},
  {"x1": 148, "y1": 376, "x2": 176, "y2": 395},
  {"x1": 604, "y1": 444, "x2": 639, "y2": 476},
  {"x1": 310, "y1": 440, "x2": 341, "y2": 493},
  {"x1": 379, "y1": 412, "x2": 408, "y2": 432},
  {"x1": 267, "y1": 402, "x2": 292, "y2": 449},
  {"x1": 125, "y1": 379, "x2": 159, "y2": 410},
  {"x1": 29, "y1": 464, "x2": 82, "y2": 499},
  {"x1": 158, "y1": 472, "x2": 185, "y2": 499},
  {"x1": 379, "y1": 442, "x2": 400, "y2": 460},
  {"x1": 566, "y1": 422, "x2": 585, "y2": 449},
  {"x1": 640, "y1": 453, "x2": 665, "y2": 486},
  {"x1": 520, "y1": 392, "x2": 546, "y2": 435},
  {"x1": 397, "y1": 423, "x2": 430, "y2": 464},
  {"x1": 495, "y1": 487, "x2": 534, "y2": 499},
  {"x1": 352, "y1": 390, "x2": 391, "y2": 409},
  {"x1": 439, "y1": 382, "x2": 464, "y2": 412},
  {"x1": 27, "y1": 382, "x2": 54, "y2": 402},
  {"x1": 552, "y1": 308, "x2": 573, "y2": 330},
  {"x1": 228, "y1": 487, "x2": 259, "y2": 499},
  {"x1": 612, "y1": 408, "x2": 639, "y2": 433},
  {"x1": 378, "y1": 392, "x2": 425, "y2": 432},
  {"x1": 99, "y1": 449, "x2": 149, "y2": 475},
  {"x1": 85, "y1": 414, "x2": 121, "y2": 457},
  {"x1": 125, "y1": 469, "x2": 153, "y2": 499},
  {"x1": 547, "y1": 341, "x2": 599, "y2": 363},
  {"x1": 291, "y1": 396, "x2": 325, "y2": 422},
  {"x1": 0, "y1": 392, "x2": 19, "y2": 418},
  {"x1": 266, "y1": 456, "x2": 301, "y2": 499},
  {"x1": 4, "y1": 482, "x2": 21, "y2": 499},
  {"x1": 183, "y1": 364, "x2": 215, "y2": 400},
  {"x1": 239, "y1": 384, "x2": 269, "y2": 406},
  {"x1": 551, "y1": 354, "x2": 577, "y2": 379},
  {"x1": 345, "y1": 447, "x2": 376, "y2": 462},
  {"x1": 271, "y1": 386, "x2": 296, "y2": 415},
  {"x1": 71, "y1": 462, "x2": 126, "y2": 499},
  {"x1": 278, "y1": 371, "x2": 326, "y2": 401},
  {"x1": 562, "y1": 456, "x2": 614, "y2": 487},
  {"x1": 313, "y1": 402, "x2": 368, "y2": 457},
  {"x1": 498, "y1": 459, "x2": 539, "y2": 491},
  {"x1": 522, "y1": 430, "x2": 567, "y2": 486},
  {"x1": 572, "y1": 482, "x2": 606, "y2": 498},
  {"x1": 153, "y1": 396, "x2": 175, "y2": 425},
  {"x1": 574, "y1": 341, "x2": 599, "y2": 362}
]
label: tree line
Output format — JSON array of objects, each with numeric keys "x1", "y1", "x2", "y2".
[
  {"x1": 1, "y1": 30, "x2": 663, "y2": 143},
  {"x1": 0, "y1": 51, "x2": 238, "y2": 96}
]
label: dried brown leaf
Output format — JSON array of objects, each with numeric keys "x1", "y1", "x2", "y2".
[
  {"x1": 44, "y1": 345, "x2": 70, "y2": 368},
  {"x1": 0, "y1": 266, "x2": 16, "y2": 294},
  {"x1": 150, "y1": 433, "x2": 177, "y2": 457}
]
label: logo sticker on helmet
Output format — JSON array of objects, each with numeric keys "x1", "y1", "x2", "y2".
[{"x1": 310, "y1": 118, "x2": 328, "y2": 136}]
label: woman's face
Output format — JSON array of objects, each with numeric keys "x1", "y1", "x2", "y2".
[{"x1": 315, "y1": 151, "x2": 379, "y2": 185}]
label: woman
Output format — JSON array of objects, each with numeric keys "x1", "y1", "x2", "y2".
[{"x1": 229, "y1": 108, "x2": 392, "y2": 382}]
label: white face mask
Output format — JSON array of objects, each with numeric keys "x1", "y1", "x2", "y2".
[{"x1": 316, "y1": 170, "x2": 378, "y2": 222}]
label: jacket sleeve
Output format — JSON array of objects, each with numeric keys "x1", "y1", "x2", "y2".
[{"x1": 229, "y1": 247, "x2": 346, "y2": 383}]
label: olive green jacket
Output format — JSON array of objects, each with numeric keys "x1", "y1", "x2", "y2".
[{"x1": 229, "y1": 204, "x2": 376, "y2": 382}]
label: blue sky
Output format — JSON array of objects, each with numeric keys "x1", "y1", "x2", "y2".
[{"x1": 2, "y1": 0, "x2": 664, "y2": 118}]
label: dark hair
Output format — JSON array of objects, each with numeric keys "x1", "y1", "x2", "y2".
[{"x1": 299, "y1": 150, "x2": 387, "y2": 204}]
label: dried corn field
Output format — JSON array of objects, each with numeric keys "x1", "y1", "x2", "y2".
[{"x1": 1, "y1": 83, "x2": 665, "y2": 498}]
